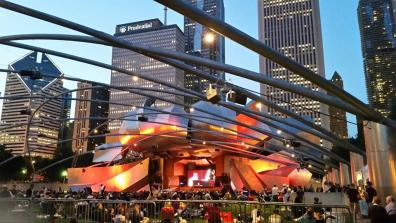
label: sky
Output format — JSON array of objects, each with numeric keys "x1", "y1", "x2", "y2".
[{"x1": 0, "y1": 0, "x2": 364, "y2": 137}]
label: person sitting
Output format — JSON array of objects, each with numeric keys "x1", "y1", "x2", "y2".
[
  {"x1": 369, "y1": 196, "x2": 388, "y2": 223},
  {"x1": 0, "y1": 185, "x2": 12, "y2": 198},
  {"x1": 296, "y1": 207, "x2": 315, "y2": 223},
  {"x1": 268, "y1": 209, "x2": 282, "y2": 223},
  {"x1": 129, "y1": 204, "x2": 144, "y2": 223},
  {"x1": 161, "y1": 201, "x2": 174, "y2": 223},
  {"x1": 113, "y1": 208, "x2": 126, "y2": 223}
]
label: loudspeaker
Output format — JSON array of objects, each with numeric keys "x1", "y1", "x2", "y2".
[
  {"x1": 138, "y1": 116, "x2": 148, "y2": 122},
  {"x1": 179, "y1": 176, "x2": 187, "y2": 186},
  {"x1": 228, "y1": 90, "x2": 247, "y2": 105},
  {"x1": 215, "y1": 178, "x2": 221, "y2": 187}
]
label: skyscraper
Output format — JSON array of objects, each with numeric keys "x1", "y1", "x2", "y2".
[
  {"x1": 258, "y1": 0, "x2": 328, "y2": 129},
  {"x1": 0, "y1": 52, "x2": 67, "y2": 158},
  {"x1": 358, "y1": 0, "x2": 396, "y2": 117},
  {"x1": 328, "y1": 72, "x2": 348, "y2": 139},
  {"x1": 57, "y1": 89, "x2": 72, "y2": 155},
  {"x1": 184, "y1": 0, "x2": 225, "y2": 104},
  {"x1": 108, "y1": 19, "x2": 184, "y2": 132},
  {"x1": 72, "y1": 82, "x2": 109, "y2": 153}
]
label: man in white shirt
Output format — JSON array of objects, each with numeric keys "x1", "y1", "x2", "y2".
[{"x1": 271, "y1": 185, "x2": 279, "y2": 201}]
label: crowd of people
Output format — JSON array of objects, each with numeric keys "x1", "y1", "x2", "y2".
[
  {"x1": 345, "y1": 181, "x2": 396, "y2": 222},
  {"x1": 1, "y1": 180, "x2": 395, "y2": 223}
]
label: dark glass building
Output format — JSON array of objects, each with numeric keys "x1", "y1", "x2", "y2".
[
  {"x1": 358, "y1": 0, "x2": 396, "y2": 116},
  {"x1": 184, "y1": 0, "x2": 225, "y2": 104},
  {"x1": 73, "y1": 82, "x2": 109, "y2": 152},
  {"x1": 57, "y1": 89, "x2": 72, "y2": 155},
  {"x1": 0, "y1": 52, "x2": 68, "y2": 158},
  {"x1": 328, "y1": 72, "x2": 348, "y2": 139}
]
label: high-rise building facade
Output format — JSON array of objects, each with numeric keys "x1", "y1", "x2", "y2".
[
  {"x1": 184, "y1": 0, "x2": 225, "y2": 104},
  {"x1": 328, "y1": 72, "x2": 348, "y2": 139},
  {"x1": 0, "y1": 52, "x2": 67, "y2": 158},
  {"x1": 358, "y1": 0, "x2": 396, "y2": 117},
  {"x1": 73, "y1": 82, "x2": 109, "y2": 152},
  {"x1": 57, "y1": 89, "x2": 72, "y2": 155},
  {"x1": 258, "y1": 0, "x2": 328, "y2": 129},
  {"x1": 108, "y1": 19, "x2": 184, "y2": 131}
]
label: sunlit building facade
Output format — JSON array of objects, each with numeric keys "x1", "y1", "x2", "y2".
[
  {"x1": 72, "y1": 82, "x2": 109, "y2": 153},
  {"x1": 358, "y1": 0, "x2": 396, "y2": 116},
  {"x1": 258, "y1": 0, "x2": 329, "y2": 130},
  {"x1": 184, "y1": 0, "x2": 225, "y2": 104},
  {"x1": 0, "y1": 52, "x2": 67, "y2": 158},
  {"x1": 108, "y1": 19, "x2": 185, "y2": 131}
]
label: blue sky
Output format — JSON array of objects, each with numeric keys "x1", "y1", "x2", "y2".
[{"x1": 0, "y1": 0, "x2": 364, "y2": 137}]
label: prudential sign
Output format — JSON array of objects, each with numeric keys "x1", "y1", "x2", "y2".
[{"x1": 118, "y1": 22, "x2": 153, "y2": 34}]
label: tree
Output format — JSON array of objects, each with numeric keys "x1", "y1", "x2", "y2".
[{"x1": 0, "y1": 146, "x2": 26, "y2": 181}]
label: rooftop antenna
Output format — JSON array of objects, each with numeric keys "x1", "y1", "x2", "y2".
[{"x1": 164, "y1": 7, "x2": 168, "y2": 25}]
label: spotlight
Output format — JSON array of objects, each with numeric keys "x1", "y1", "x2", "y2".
[
  {"x1": 206, "y1": 84, "x2": 221, "y2": 104},
  {"x1": 189, "y1": 107, "x2": 195, "y2": 112},
  {"x1": 227, "y1": 89, "x2": 247, "y2": 105},
  {"x1": 276, "y1": 130, "x2": 282, "y2": 134},
  {"x1": 291, "y1": 154, "x2": 295, "y2": 158},
  {"x1": 203, "y1": 141, "x2": 206, "y2": 145},
  {"x1": 291, "y1": 141, "x2": 301, "y2": 147},
  {"x1": 308, "y1": 164, "x2": 312, "y2": 168},
  {"x1": 204, "y1": 32, "x2": 215, "y2": 43},
  {"x1": 255, "y1": 103, "x2": 262, "y2": 109}
]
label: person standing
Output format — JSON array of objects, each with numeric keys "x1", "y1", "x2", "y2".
[
  {"x1": 369, "y1": 196, "x2": 388, "y2": 223},
  {"x1": 365, "y1": 182, "x2": 377, "y2": 204},
  {"x1": 346, "y1": 184, "x2": 360, "y2": 218},
  {"x1": 271, "y1": 185, "x2": 279, "y2": 202},
  {"x1": 385, "y1": 196, "x2": 396, "y2": 222}
]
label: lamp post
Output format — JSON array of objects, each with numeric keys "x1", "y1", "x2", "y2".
[{"x1": 61, "y1": 170, "x2": 67, "y2": 183}]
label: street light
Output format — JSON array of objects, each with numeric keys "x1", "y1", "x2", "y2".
[
  {"x1": 204, "y1": 32, "x2": 215, "y2": 43},
  {"x1": 61, "y1": 170, "x2": 68, "y2": 183},
  {"x1": 21, "y1": 168, "x2": 27, "y2": 175},
  {"x1": 61, "y1": 170, "x2": 68, "y2": 177}
]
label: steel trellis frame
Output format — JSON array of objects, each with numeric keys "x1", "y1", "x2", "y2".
[{"x1": 0, "y1": 39, "x2": 364, "y2": 157}]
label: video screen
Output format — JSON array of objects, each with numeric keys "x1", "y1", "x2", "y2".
[{"x1": 187, "y1": 168, "x2": 215, "y2": 187}]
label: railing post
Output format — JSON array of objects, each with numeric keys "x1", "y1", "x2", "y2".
[{"x1": 363, "y1": 121, "x2": 396, "y2": 201}]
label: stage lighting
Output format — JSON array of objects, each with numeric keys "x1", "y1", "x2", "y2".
[
  {"x1": 227, "y1": 89, "x2": 247, "y2": 105},
  {"x1": 138, "y1": 116, "x2": 148, "y2": 122},
  {"x1": 206, "y1": 84, "x2": 221, "y2": 104},
  {"x1": 291, "y1": 141, "x2": 301, "y2": 147}
]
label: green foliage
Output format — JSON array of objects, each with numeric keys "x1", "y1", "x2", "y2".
[{"x1": 0, "y1": 146, "x2": 26, "y2": 181}]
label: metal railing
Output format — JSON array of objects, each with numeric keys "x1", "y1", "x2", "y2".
[{"x1": 0, "y1": 198, "x2": 353, "y2": 223}]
